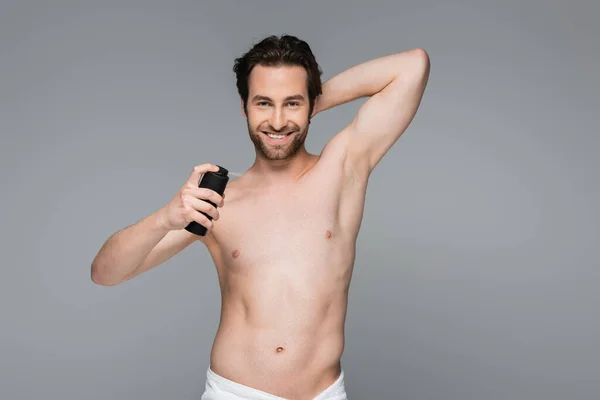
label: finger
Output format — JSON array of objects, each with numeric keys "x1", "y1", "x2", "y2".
[
  {"x1": 188, "y1": 197, "x2": 220, "y2": 221},
  {"x1": 186, "y1": 163, "x2": 220, "y2": 187},
  {"x1": 192, "y1": 187, "x2": 224, "y2": 207},
  {"x1": 191, "y1": 210, "x2": 213, "y2": 230}
]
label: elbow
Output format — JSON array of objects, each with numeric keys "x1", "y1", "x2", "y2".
[
  {"x1": 411, "y1": 48, "x2": 429, "y2": 62},
  {"x1": 91, "y1": 261, "x2": 121, "y2": 287},
  {"x1": 399, "y1": 48, "x2": 430, "y2": 85},
  {"x1": 409, "y1": 48, "x2": 430, "y2": 76}
]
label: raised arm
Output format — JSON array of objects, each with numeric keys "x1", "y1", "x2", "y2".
[{"x1": 314, "y1": 48, "x2": 430, "y2": 175}]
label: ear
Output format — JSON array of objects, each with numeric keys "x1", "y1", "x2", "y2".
[
  {"x1": 240, "y1": 97, "x2": 247, "y2": 118},
  {"x1": 310, "y1": 95, "x2": 320, "y2": 118}
]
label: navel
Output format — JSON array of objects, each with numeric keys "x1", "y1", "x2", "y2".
[
  {"x1": 276, "y1": 346, "x2": 284, "y2": 353},
  {"x1": 232, "y1": 249, "x2": 240, "y2": 258}
]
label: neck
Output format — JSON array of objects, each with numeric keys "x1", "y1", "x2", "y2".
[{"x1": 248, "y1": 146, "x2": 317, "y2": 185}]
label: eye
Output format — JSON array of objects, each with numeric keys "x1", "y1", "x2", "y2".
[
  {"x1": 257, "y1": 101, "x2": 270, "y2": 107},
  {"x1": 288, "y1": 102, "x2": 299, "y2": 107}
]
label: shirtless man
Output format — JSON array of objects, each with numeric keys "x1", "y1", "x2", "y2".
[{"x1": 91, "y1": 35, "x2": 430, "y2": 399}]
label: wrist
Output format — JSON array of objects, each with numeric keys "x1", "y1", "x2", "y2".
[
  {"x1": 313, "y1": 93, "x2": 332, "y2": 116},
  {"x1": 154, "y1": 207, "x2": 173, "y2": 232}
]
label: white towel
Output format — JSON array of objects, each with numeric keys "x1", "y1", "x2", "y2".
[{"x1": 201, "y1": 367, "x2": 348, "y2": 400}]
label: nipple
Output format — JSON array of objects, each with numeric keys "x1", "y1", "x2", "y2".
[
  {"x1": 232, "y1": 249, "x2": 240, "y2": 258},
  {"x1": 326, "y1": 230, "x2": 332, "y2": 239}
]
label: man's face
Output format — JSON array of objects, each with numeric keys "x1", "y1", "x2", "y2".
[{"x1": 242, "y1": 65, "x2": 312, "y2": 161}]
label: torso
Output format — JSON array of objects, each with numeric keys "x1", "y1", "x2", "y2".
[{"x1": 201, "y1": 134, "x2": 369, "y2": 399}]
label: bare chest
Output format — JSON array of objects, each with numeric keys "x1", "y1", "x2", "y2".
[{"x1": 209, "y1": 184, "x2": 343, "y2": 270}]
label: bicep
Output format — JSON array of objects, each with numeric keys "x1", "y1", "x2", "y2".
[{"x1": 348, "y1": 54, "x2": 429, "y2": 173}]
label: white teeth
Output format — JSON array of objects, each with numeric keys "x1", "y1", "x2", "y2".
[{"x1": 267, "y1": 134, "x2": 286, "y2": 139}]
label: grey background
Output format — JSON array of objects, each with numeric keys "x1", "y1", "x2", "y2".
[{"x1": 1, "y1": 1, "x2": 599, "y2": 399}]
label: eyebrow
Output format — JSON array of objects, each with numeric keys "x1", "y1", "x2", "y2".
[{"x1": 251, "y1": 94, "x2": 306, "y2": 102}]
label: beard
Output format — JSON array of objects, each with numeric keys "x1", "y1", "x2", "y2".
[{"x1": 247, "y1": 119, "x2": 309, "y2": 161}]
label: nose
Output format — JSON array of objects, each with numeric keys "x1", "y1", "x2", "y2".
[{"x1": 269, "y1": 107, "x2": 287, "y2": 132}]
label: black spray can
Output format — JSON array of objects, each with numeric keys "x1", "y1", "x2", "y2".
[{"x1": 185, "y1": 165, "x2": 229, "y2": 236}]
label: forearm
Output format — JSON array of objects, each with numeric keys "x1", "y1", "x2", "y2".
[
  {"x1": 315, "y1": 49, "x2": 424, "y2": 114},
  {"x1": 91, "y1": 208, "x2": 171, "y2": 285}
]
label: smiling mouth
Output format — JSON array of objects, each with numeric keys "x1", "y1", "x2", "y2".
[{"x1": 262, "y1": 131, "x2": 293, "y2": 140}]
